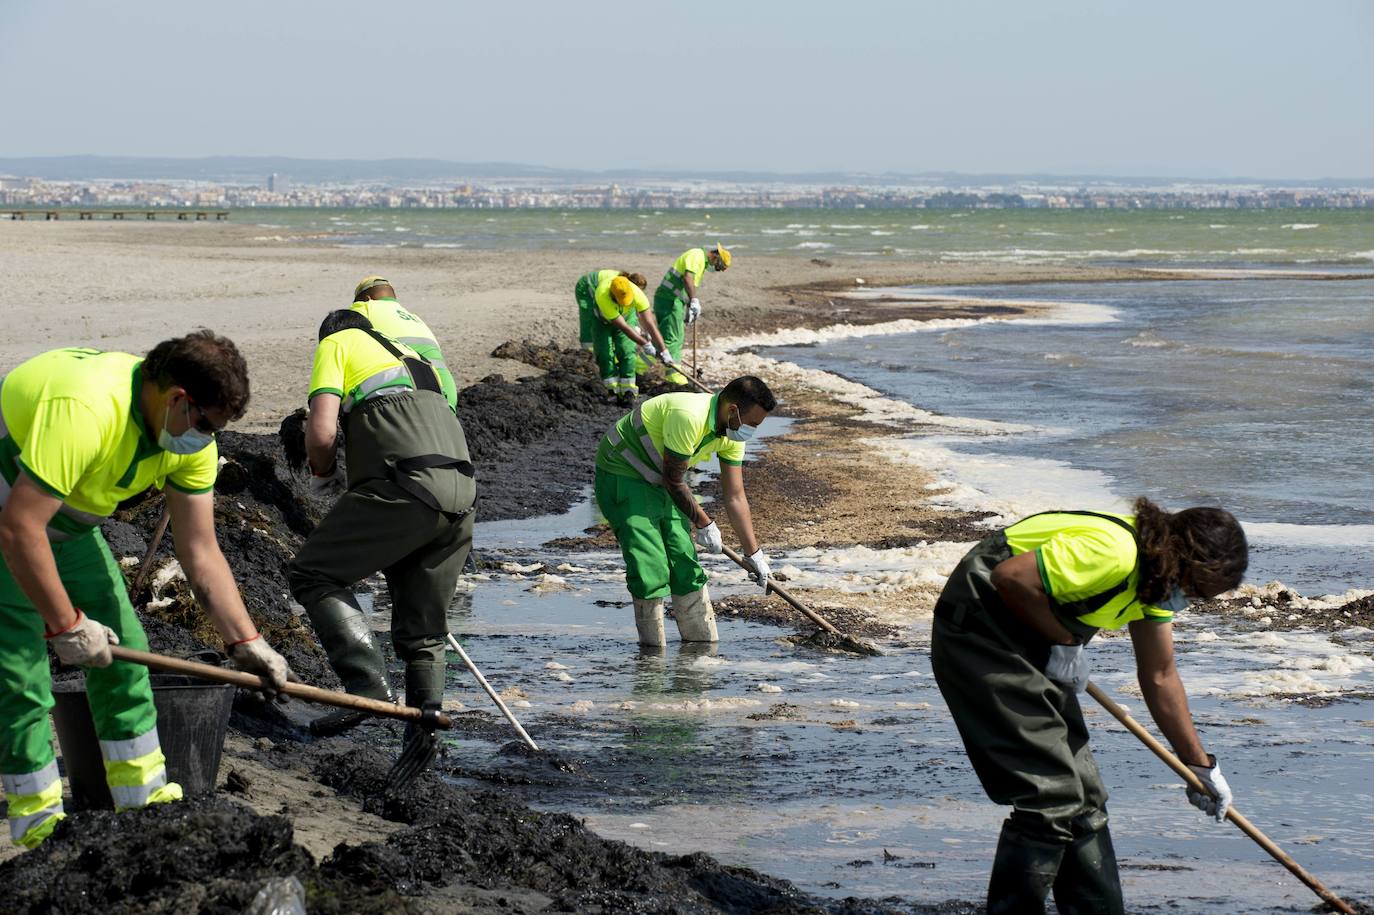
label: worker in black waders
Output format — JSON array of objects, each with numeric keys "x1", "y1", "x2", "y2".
[
  {"x1": 930, "y1": 498, "x2": 1248, "y2": 914},
  {"x1": 288, "y1": 310, "x2": 475, "y2": 735}
]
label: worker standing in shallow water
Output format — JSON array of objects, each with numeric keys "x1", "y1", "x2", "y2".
[
  {"x1": 584, "y1": 272, "x2": 672, "y2": 405},
  {"x1": 594, "y1": 376, "x2": 774, "y2": 646},
  {"x1": 930, "y1": 499, "x2": 1248, "y2": 914},
  {"x1": 0, "y1": 332, "x2": 295, "y2": 849},
  {"x1": 289, "y1": 310, "x2": 475, "y2": 736},
  {"x1": 653, "y1": 244, "x2": 730, "y2": 386},
  {"x1": 350, "y1": 276, "x2": 458, "y2": 411}
]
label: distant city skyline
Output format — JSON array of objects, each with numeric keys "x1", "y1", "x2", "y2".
[{"x1": 4, "y1": 1, "x2": 1371, "y2": 179}]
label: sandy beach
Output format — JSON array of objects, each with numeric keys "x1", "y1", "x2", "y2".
[{"x1": 2, "y1": 220, "x2": 1368, "y2": 912}]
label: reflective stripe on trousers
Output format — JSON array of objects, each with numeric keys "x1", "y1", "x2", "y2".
[
  {"x1": 605, "y1": 403, "x2": 665, "y2": 485},
  {"x1": 3, "y1": 760, "x2": 64, "y2": 848},
  {"x1": 101, "y1": 726, "x2": 179, "y2": 810}
]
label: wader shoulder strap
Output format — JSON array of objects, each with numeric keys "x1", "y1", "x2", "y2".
[
  {"x1": 360, "y1": 328, "x2": 443, "y2": 396},
  {"x1": 1020, "y1": 510, "x2": 1140, "y2": 616}
]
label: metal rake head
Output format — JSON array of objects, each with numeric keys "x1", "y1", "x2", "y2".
[{"x1": 383, "y1": 701, "x2": 442, "y2": 795}]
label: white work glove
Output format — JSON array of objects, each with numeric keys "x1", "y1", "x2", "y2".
[
  {"x1": 1186, "y1": 755, "x2": 1233, "y2": 822},
  {"x1": 227, "y1": 634, "x2": 297, "y2": 700},
  {"x1": 640, "y1": 340, "x2": 658, "y2": 360},
  {"x1": 45, "y1": 609, "x2": 119, "y2": 668},
  {"x1": 686, "y1": 298, "x2": 702, "y2": 325},
  {"x1": 1044, "y1": 642, "x2": 1090, "y2": 692},
  {"x1": 659, "y1": 350, "x2": 675, "y2": 365},
  {"x1": 746, "y1": 549, "x2": 771, "y2": 591},
  {"x1": 694, "y1": 521, "x2": 723, "y2": 554},
  {"x1": 308, "y1": 461, "x2": 345, "y2": 496}
]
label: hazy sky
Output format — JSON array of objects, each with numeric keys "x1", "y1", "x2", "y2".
[{"x1": 4, "y1": 0, "x2": 1370, "y2": 178}]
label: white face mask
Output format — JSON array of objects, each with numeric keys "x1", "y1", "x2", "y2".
[
  {"x1": 1157, "y1": 585, "x2": 1191, "y2": 613},
  {"x1": 724, "y1": 405, "x2": 756, "y2": 443},
  {"x1": 158, "y1": 398, "x2": 214, "y2": 455}
]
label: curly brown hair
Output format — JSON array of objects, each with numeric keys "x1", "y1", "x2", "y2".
[
  {"x1": 625, "y1": 272, "x2": 648, "y2": 290},
  {"x1": 143, "y1": 330, "x2": 251, "y2": 421},
  {"x1": 1134, "y1": 497, "x2": 1248, "y2": 603}
]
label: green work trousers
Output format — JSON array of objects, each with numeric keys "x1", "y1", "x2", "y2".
[
  {"x1": 0, "y1": 531, "x2": 159, "y2": 777},
  {"x1": 288, "y1": 392, "x2": 476, "y2": 691},
  {"x1": 592, "y1": 312, "x2": 639, "y2": 392},
  {"x1": 652, "y1": 285, "x2": 689, "y2": 385},
  {"x1": 594, "y1": 468, "x2": 706, "y2": 600},
  {"x1": 575, "y1": 276, "x2": 597, "y2": 351},
  {"x1": 930, "y1": 531, "x2": 1109, "y2": 846}
]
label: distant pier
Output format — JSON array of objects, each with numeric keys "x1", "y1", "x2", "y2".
[{"x1": 7, "y1": 210, "x2": 230, "y2": 221}]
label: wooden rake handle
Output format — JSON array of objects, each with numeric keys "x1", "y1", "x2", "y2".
[
  {"x1": 110, "y1": 645, "x2": 452, "y2": 730},
  {"x1": 720, "y1": 544, "x2": 843, "y2": 636},
  {"x1": 1085, "y1": 682, "x2": 1354, "y2": 914}
]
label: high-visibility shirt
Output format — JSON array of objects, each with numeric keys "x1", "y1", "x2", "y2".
[
  {"x1": 349, "y1": 298, "x2": 456, "y2": 411},
  {"x1": 594, "y1": 274, "x2": 650, "y2": 323},
  {"x1": 579, "y1": 269, "x2": 619, "y2": 294},
  {"x1": 308, "y1": 327, "x2": 430, "y2": 413},
  {"x1": 1004, "y1": 511, "x2": 1174, "y2": 630},
  {"x1": 658, "y1": 248, "x2": 708, "y2": 304},
  {"x1": 0, "y1": 349, "x2": 217, "y2": 540},
  {"x1": 595, "y1": 391, "x2": 745, "y2": 485}
]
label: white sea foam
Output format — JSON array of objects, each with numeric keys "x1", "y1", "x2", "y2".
[
  {"x1": 793, "y1": 241, "x2": 833, "y2": 249},
  {"x1": 421, "y1": 243, "x2": 463, "y2": 248},
  {"x1": 1282, "y1": 223, "x2": 1320, "y2": 230},
  {"x1": 1243, "y1": 522, "x2": 1374, "y2": 550}
]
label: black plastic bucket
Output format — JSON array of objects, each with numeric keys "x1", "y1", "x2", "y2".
[{"x1": 50, "y1": 674, "x2": 235, "y2": 811}]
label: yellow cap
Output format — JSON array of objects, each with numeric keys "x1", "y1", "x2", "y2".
[
  {"x1": 715, "y1": 244, "x2": 732, "y2": 268},
  {"x1": 610, "y1": 276, "x2": 636, "y2": 307},
  {"x1": 353, "y1": 275, "x2": 391, "y2": 298}
]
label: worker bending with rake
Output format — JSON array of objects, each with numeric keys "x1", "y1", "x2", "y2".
[
  {"x1": 594, "y1": 375, "x2": 774, "y2": 646},
  {"x1": 653, "y1": 244, "x2": 729, "y2": 386},
  {"x1": 350, "y1": 276, "x2": 458, "y2": 411},
  {"x1": 578, "y1": 271, "x2": 671, "y2": 404},
  {"x1": 289, "y1": 310, "x2": 475, "y2": 736},
  {"x1": 930, "y1": 499, "x2": 1248, "y2": 914},
  {"x1": 0, "y1": 332, "x2": 294, "y2": 848}
]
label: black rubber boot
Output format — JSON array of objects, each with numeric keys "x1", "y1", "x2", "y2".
[
  {"x1": 1052, "y1": 820, "x2": 1124, "y2": 915},
  {"x1": 305, "y1": 592, "x2": 394, "y2": 736},
  {"x1": 404, "y1": 657, "x2": 447, "y2": 711},
  {"x1": 986, "y1": 820, "x2": 1066, "y2": 915}
]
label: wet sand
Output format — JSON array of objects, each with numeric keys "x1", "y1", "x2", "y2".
[{"x1": 3, "y1": 222, "x2": 1366, "y2": 910}]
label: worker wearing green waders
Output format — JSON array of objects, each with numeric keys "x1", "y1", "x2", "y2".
[
  {"x1": 350, "y1": 276, "x2": 458, "y2": 411},
  {"x1": 0, "y1": 332, "x2": 294, "y2": 849},
  {"x1": 289, "y1": 310, "x2": 475, "y2": 736},
  {"x1": 594, "y1": 376, "x2": 775, "y2": 646},
  {"x1": 653, "y1": 244, "x2": 730, "y2": 386},
  {"x1": 577, "y1": 272, "x2": 672, "y2": 404},
  {"x1": 930, "y1": 499, "x2": 1248, "y2": 914},
  {"x1": 576, "y1": 269, "x2": 647, "y2": 352}
]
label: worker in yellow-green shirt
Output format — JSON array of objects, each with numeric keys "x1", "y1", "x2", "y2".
[
  {"x1": 0, "y1": 332, "x2": 294, "y2": 849},
  {"x1": 576, "y1": 269, "x2": 645, "y2": 352},
  {"x1": 289, "y1": 310, "x2": 475, "y2": 736},
  {"x1": 930, "y1": 500, "x2": 1248, "y2": 914},
  {"x1": 653, "y1": 244, "x2": 730, "y2": 385},
  {"x1": 578, "y1": 272, "x2": 672, "y2": 405},
  {"x1": 594, "y1": 376, "x2": 775, "y2": 647},
  {"x1": 350, "y1": 276, "x2": 458, "y2": 411}
]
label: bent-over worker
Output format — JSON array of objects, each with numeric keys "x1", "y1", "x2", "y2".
[
  {"x1": 930, "y1": 499, "x2": 1248, "y2": 914},
  {"x1": 581, "y1": 272, "x2": 670, "y2": 404},
  {"x1": 0, "y1": 332, "x2": 294, "y2": 849},
  {"x1": 594, "y1": 376, "x2": 775, "y2": 646},
  {"x1": 350, "y1": 276, "x2": 458, "y2": 411},
  {"x1": 289, "y1": 311, "x2": 475, "y2": 735},
  {"x1": 653, "y1": 244, "x2": 729, "y2": 385}
]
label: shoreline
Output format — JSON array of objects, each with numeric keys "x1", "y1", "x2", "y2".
[{"x1": 2, "y1": 223, "x2": 1369, "y2": 909}]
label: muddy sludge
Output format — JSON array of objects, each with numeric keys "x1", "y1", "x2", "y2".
[{"x1": 0, "y1": 797, "x2": 411, "y2": 915}]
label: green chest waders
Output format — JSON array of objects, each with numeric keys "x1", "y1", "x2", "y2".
[
  {"x1": 289, "y1": 336, "x2": 477, "y2": 723},
  {"x1": 930, "y1": 515, "x2": 1133, "y2": 915}
]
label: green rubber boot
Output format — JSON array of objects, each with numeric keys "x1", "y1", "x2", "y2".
[
  {"x1": 305, "y1": 592, "x2": 394, "y2": 736},
  {"x1": 986, "y1": 819, "x2": 1065, "y2": 915},
  {"x1": 1052, "y1": 819, "x2": 1124, "y2": 915}
]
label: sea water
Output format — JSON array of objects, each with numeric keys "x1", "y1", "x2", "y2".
[
  {"x1": 768, "y1": 276, "x2": 1374, "y2": 596},
  {"x1": 258, "y1": 207, "x2": 1374, "y2": 268}
]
